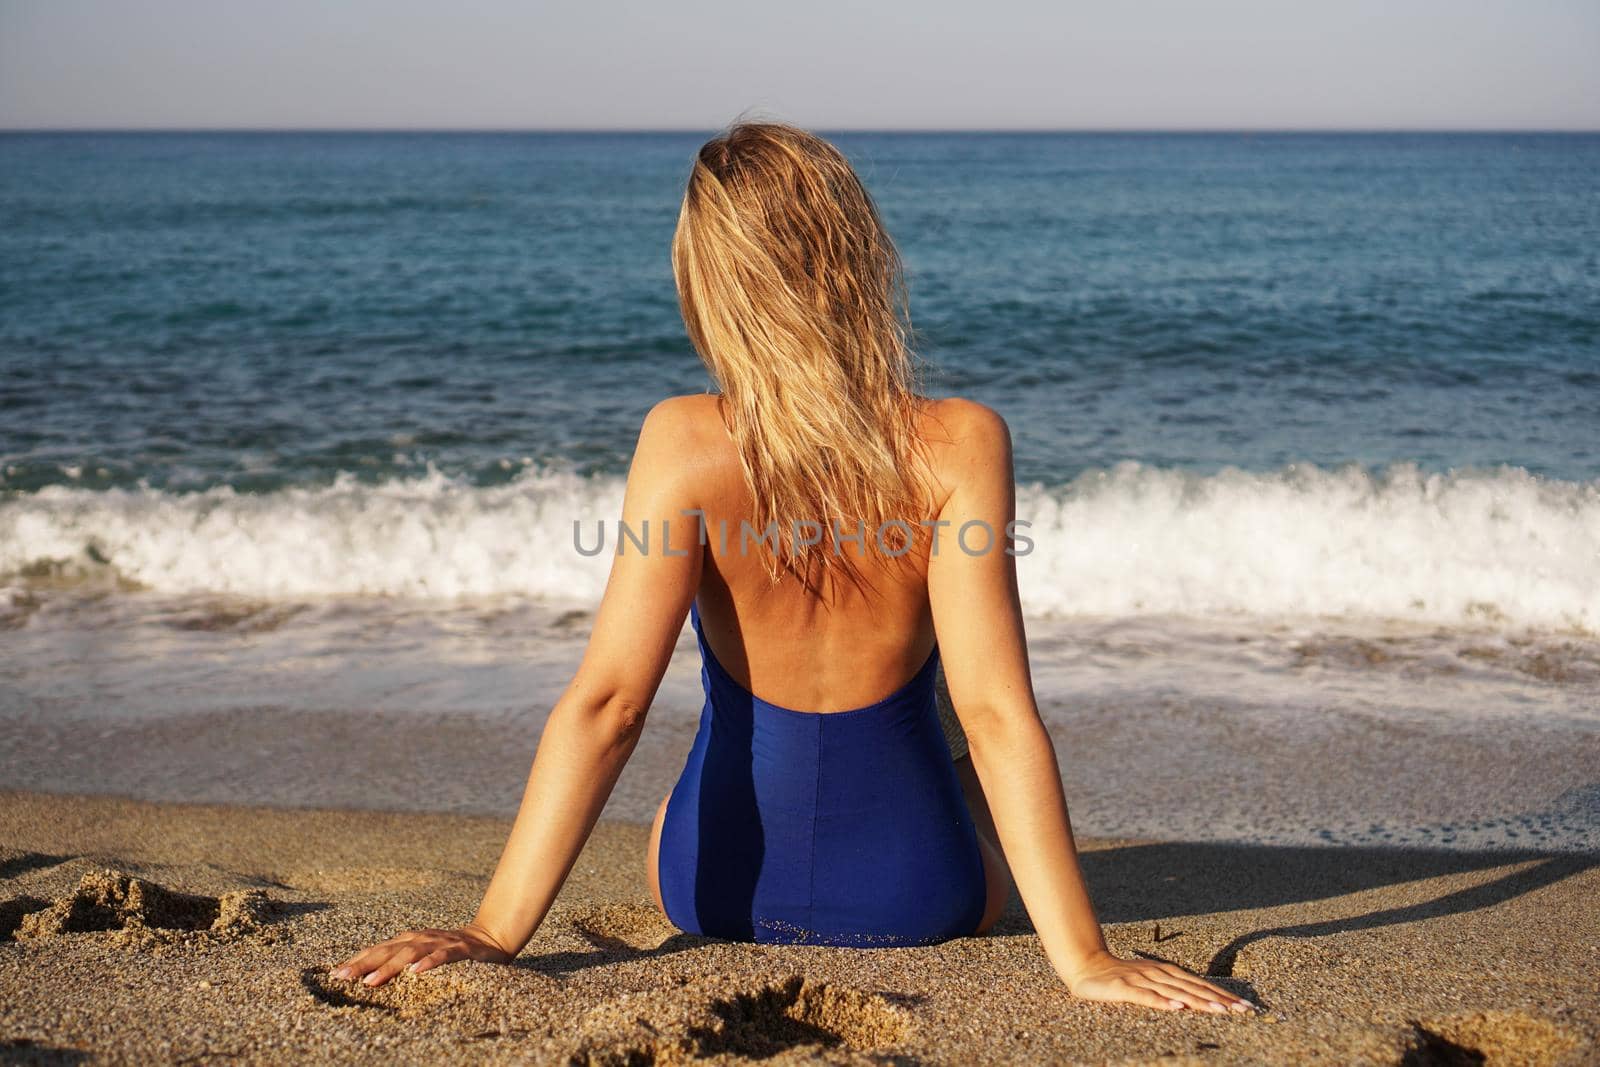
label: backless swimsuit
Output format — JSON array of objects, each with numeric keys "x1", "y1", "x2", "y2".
[{"x1": 656, "y1": 601, "x2": 988, "y2": 946}]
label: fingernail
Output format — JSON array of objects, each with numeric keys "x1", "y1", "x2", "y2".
[
  {"x1": 1208, "y1": 1002, "x2": 1226, "y2": 1014},
  {"x1": 1167, "y1": 999, "x2": 1183, "y2": 1009},
  {"x1": 362, "y1": 973, "x2": 380, "y2": 985},
  {"x1": 1230, "y1": 1002, "x2": 1250, "y2": 1013},
  {"x1": 406, "y1": 962, "x2": 420, "y2": 973}
]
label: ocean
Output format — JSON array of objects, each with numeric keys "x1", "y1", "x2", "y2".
[{"x1": 2, "y1": 131, "x2": 1597, "y2": 849}]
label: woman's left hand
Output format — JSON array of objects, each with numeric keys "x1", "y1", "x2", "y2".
[
  {"x1": 1063, "y1": 950, "x2": 1257, "y2": 1014},
  {"x1": 330, "y1": 924, "x2": 514, "y2": 987}
]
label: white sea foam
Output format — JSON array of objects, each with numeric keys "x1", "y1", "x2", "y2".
[
  {"x1": 2, "y1": 461, "x2": 1596, "y2": 631},
  {"x1": 0, "y1": 464, "x2": 619, "y2": 601},
  {"x1": 1013, "y1": 460, "x2": 1599, "y2": 631}
]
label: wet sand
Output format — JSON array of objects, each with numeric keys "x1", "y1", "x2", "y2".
[
  {"x1": 2, "y1": 790, "x2": 1596, "y2": 1065},
  {"x1": 6, "y1": 678, "x2": 1598, "y2": 854}
]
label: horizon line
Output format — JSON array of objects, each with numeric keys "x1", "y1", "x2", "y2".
[{"x1": 2, "y1": 125, "x2": 1598, "y2": 136}]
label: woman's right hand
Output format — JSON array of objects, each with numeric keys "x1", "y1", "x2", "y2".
[
  {"x1": 330, "y1": 923, "x2": 514, "y2": 987},
  {"x1": 1064, "y1": 950, "x2": 1257, "y2": 1014}
]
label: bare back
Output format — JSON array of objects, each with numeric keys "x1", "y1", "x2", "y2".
[{"x1": 668, "y1": 392, "x2": 972, "y2": 714}]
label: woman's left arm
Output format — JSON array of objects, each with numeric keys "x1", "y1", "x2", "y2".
[{"x1": 332, "y1": 398, "x2": 705, "y2": 986}]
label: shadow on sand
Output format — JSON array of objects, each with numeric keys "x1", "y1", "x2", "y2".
[{"x1": 1057, "y1": 841, "x2": 1596, "y2": 977}]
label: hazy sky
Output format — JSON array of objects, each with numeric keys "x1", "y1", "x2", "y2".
[{"x1": 3, "y1": 0, "x2": 1597, "y2": 130}]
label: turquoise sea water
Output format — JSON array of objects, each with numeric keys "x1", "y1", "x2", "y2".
[{"x1": 3, "y1": 132, "x2": 1597, "y2": 492}]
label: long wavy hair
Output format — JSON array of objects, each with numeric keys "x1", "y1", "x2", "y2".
[{"x1": 671, "y1": 120, "x2": 933, "y2": 585}]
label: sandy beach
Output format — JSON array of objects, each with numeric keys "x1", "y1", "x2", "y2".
[
  {"x1": 2, "y1": 789, "x2": 1596, "y2": 1065},
  {"x1": 4, "y1": 621, "x2": 1599, "y2": 1064}
]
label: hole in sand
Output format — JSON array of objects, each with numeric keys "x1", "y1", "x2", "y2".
[
  {"x1": 0, "y1": 1037, "x2": 90, "y2": 1063},
  {"x1": 695, "y1": 976, "x2": 911, "y2": 1057},
  {"x1": 1400, "y1": 1012, "x2": 1580, "y2": 1067},
  {"x1": 14, "y1": 869, "x2": 273, "y2": 942},
  {"x1": 581, "y1": 975, "x2": 911, "y2": 1063},
  {"x1": 568, "y1": 903, "x2": 678, "y2": 953},
  {"x1": 1402, "y1": 1023, "x2": 1487, "y2": 1067},
  {"x1": 301, "y1": 968, "x2": 400, "y2": 1014},
  {"x1": 0, "y1": 896, "x2": 49, "y2": 941},
  {"x1": 300, "y1": 968, "x2": 459, "y2": 1018}
]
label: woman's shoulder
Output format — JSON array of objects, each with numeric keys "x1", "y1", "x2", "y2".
[
  {"x1": 639, "y1": 392, "x2": 726, "y2": 441},
  {"x1": 913, "y1": 398, "x2": 1014, "y2": 516},
  {"x1": 916, "y1": 396, "x2": 1013, "y2": 457},
  {"x1": 634, "y1": 393, "x2": 739, "y2": 474}
]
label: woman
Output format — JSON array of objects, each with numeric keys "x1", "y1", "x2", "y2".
[{"x1": 334, "y1": 122, "x2": 1251, "y2": 1015}]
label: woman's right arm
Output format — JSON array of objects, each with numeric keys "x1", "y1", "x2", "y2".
[
  {"x1": 328, "y1": 397, "x2": 704, "y2": 987},
  {"x1": 925, "y1": 399, "x2": 1252, "y2": 1015}
]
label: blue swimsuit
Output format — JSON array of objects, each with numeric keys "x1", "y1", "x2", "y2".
[{"x1": 656, "y1": 601, "x2": 988, "y2": 946}]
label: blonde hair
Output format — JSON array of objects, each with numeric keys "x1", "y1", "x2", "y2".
[{"x1": 671, "y1": 120, "x2": 932, "y2": 585}]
